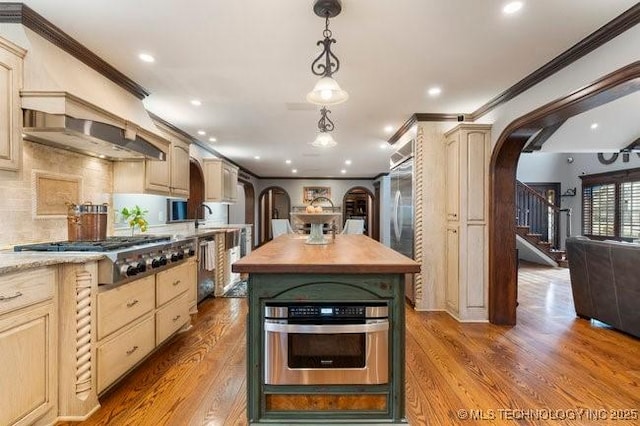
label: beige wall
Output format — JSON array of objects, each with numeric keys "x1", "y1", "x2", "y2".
[{"x1": 0, "y1": 140, "x2": 113, "y2": 248}]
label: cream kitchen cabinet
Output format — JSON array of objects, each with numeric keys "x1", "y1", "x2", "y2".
[
  {"x1": 0, "y1": 36, "x2": 26, "y2": 171},
  {"x1": 204, "y1": 159, "x2": 238, "y2": 203},
  {"x1": 443, "y1": 124, "x2": 491, "y2": 322},
  {"x1": 0, "y1": 267, "x2": 57, "y2": 426},
  {"x1": 96, "y1": 275, "x2": 156, "y2": 393},
  {"x1": 170, "y1": 138, "x2": 190, "y2": 197},
  {"x1": 113, "y1": 131, "x2": 190, "y2": 197},
  {"x1": 155, "y1": 260, "x2": 192, "y2": 344}
]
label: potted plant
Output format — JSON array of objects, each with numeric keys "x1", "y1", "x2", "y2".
[{"x1": 120, "y1": 205, "x2": 149, "y2": 236}]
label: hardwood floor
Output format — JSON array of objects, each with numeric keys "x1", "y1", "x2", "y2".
[{"x1": 67, "y1": 263, "x2": 640, "y2": 425}]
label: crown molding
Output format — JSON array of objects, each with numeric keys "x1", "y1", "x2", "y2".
[{"x1": 0, "y1": 3, "x2": 149, "y2": 99}]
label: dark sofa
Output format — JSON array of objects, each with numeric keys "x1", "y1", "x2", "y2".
[{"x1": 565, "y1": 236, "x2": 640, "y2": 338}]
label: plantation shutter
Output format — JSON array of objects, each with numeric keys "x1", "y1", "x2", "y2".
[
  {"x1": 582, "y1": 183, "x2": 615, "y2": 236},
  {"x1": 620, "y1": 180, "x2": 640, "y2": 239}
]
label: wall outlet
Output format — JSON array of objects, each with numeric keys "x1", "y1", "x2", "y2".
[{"x1": 158, "y1": 211, "x2": 164, "y2": 222}]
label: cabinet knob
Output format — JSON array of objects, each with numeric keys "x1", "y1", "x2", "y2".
[
  {"x1": 172, "y1": 315, "x2": 181, "y2": 322},
  {"x1": 172, "y1": 280, "x2": 181, "y2": 286},
  {"x1": 126, "y1": 345, "x2": 139, "y2": 356},
  {"x1": 126, "y1": 299, "x2": 139, "y2": 308}
]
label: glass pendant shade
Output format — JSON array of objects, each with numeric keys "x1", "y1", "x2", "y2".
[
  {"x1": 306, "y1": 76, "x2": 349, "y2": 105},
  {"x1": 311, "y1": 132, "x2": 337, "y2": 148}
]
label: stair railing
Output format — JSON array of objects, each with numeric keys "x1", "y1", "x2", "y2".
[{"x1": 515, "y1": 181, "x2": 570, "y2": 249}]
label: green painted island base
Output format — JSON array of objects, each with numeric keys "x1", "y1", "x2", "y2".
[{"x1": 246, "y1": 273, "x2": 408, "y2": 425}]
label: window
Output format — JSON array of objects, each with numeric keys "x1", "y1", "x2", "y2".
[{"x1": 581, "y1": 167, "x2": 640, "y2": 240}]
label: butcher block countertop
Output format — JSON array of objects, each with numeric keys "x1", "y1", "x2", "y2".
[{"x1": 233, "y1": 234, "x2": 420, "y2": 274}]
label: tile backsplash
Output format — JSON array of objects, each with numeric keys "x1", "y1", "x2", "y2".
[{"x1": 0, "y1": 140, "x2": 113, "y2": 248}]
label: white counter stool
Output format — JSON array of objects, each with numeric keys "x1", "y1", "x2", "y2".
[
  {"x1": 341, "y1": 219, "x2": 364, "y2": 234},
  {"x1": 272, "y1": 219, "x2": 294, "y2": 238}
]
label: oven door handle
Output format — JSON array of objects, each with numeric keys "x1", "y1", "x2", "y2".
[{"x1": 264, "y1": 321, "x2": 388, "y2": 334}]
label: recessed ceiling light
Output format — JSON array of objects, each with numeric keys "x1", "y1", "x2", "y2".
[
  {"x1": 345, "y1": 159, "x2": 352, "y2": 165},
  {"x1": 427, "y1": 86, "x2": 442, "y2": 97},
  {"x1": 98, "y1": 154, "x2": 106, "y2": 159},
  {"x1": 208, "y1": 137, "x2": 217, "y2": 142},
  {"x1": 138, "y1": 53, "x2": 155, "y2": 63},
  {"x1": 285, "y1": 159, "x2": 292, "y2": 164},
  {"x1": 292, "y1": 169, "x2": 298, "y2": 174},
  {"x1": 384, "y1": 125, "x2": 394, "y2": 134},
  {"x1": 590, "y1": 123, "x2": 599, "y2": 130},
  {"x1": 254, "y1": 155, "x2": 260, "y2": 160},
  {"x1": 341, "y1": 169, "x2": 347, "y2": 174},
  {"x1": 190, "y1": 99, "x2": 202, "y2": 106},
  {"x1": 380, "y1": 143, "x2": 389, "y2": 149},
  {"x1": 503, "y1": 1, "x2": 523, "y2": 14},
  {"x1": 197, "y1": 130, "x2": 206, "y2": 135}
]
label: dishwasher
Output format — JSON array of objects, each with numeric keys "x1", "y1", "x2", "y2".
[{"x1": 197, "y1": 235, "x2": 216, "y2": 302}]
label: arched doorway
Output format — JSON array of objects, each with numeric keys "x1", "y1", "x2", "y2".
[
  {"x1": 258, "y1": 186, "x2": 291, "y2": 245},
  {"x1": 489, "y1": 61, "x2": 640, "y2": 325},
  {"x1": 188, "y1": 158, "x2": 205, "y2": 220},
  {"x1": 342, "y1": 186, "x2": 375, "y2": 237}
]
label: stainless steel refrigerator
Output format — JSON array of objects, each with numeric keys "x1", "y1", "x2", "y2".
[{"x1": 390, "y1": 144, "x2": 415, "y2": 303}]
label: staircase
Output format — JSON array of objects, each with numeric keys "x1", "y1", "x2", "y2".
[
  {"x1": 516, "y1": 225, "x2": 568, "y2": 267},
  {"x1": 516, "y1": 181, "x2": 572, "y2": 268}
]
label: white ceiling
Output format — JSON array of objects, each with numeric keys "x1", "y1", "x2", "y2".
[
  {"x1": 6, "y1": 0, "x2": 639, "y2": 177},
  {"x1": 542, "y1": 91, "x2": 640, "y2": 153}
]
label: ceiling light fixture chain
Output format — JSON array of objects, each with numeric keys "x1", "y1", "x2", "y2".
[
  {"x1": 311, "y1": 15, "x2": 340, "y2": 78},
  {"x1": 317, "y1": 107, "x2": 335, "y2": 133}
]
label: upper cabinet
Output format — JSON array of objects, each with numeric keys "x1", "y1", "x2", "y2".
[
  {"x1": 0, "y1": 37, "x2": 26, "y2": 171},
  {"x1": 203, "y1": 159, "x2": 238, "y2": 203},
  {"x1": 113, "y1": 126, "x2": 190, "y2": 197},
  {"x1": 169, "y1": 138, "x2": 190, "y2": 197}
]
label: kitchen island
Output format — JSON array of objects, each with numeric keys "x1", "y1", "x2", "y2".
[{"x1": 233, "y1": 234, "x2": 420, "y2": 425}]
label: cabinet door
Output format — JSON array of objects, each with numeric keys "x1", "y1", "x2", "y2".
[
  {"x1": 445, "y1": 136, "x2": 460, "y2": 221},
  {"x1": 170, "y1": 140, "x2": 190, "y2": 196},
  {"x1": 0, "y1": 38, "x2": 25, "y2": 171},
  {"x1": 0, "y1": 303, "x2": 55, "y2": 426},
  {"x1": 204, "y1": 160, "x2": 223, "y2": 202},
  {"x1": 223, "y1": 164, "x2": 238, "y2": 202},
  {"x1": 445, "y1": 226, "x2": 459, "y2": 314},
  {"x1": 229, "y1": 166, "x2": 238, "y2": 201},
  {"x1": 146, "y1": 144, "x2": 171, "y2": 194}
]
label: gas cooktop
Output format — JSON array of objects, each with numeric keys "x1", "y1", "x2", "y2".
[{"x1": 13, "y1": 235, "x2": 171, "y2": 252}]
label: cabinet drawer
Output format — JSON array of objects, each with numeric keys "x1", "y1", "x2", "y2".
[
  {"x1": 97, "y1": 314, "x2": 154, "y2": 393},
  {"x1": 156, "y1": 262, "x2": 191, "y2": 307},
  {"x1": 0, "y1": 267, "x2": 54, "y2": 316},
  {"x1": 155, "y1": 292, "x2": 189, "y2": 345},
  {"x1": 97, "y1": 275, "x2": 155, "y2": 340}
]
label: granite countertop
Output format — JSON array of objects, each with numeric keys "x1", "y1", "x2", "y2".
[
  {"x1": 0, "y1": 251, "x2": 105, "y2": 275},
  {"x1": 189, "y1": 224, "x2": 252, "y2": 238}
]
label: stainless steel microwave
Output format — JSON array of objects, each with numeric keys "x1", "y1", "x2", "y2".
[{"x1": 167, "y1": 199, "x2": 189, "y2": 223}]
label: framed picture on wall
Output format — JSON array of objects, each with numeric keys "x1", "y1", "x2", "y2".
[{"x1": 303, "y1": 186, "x2": 331, "y2": 204}]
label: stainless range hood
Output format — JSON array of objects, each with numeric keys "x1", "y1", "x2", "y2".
[
  {"x1": 21, "y1": 91, "x2": 168, "y2": 161},
  {"x1": 23, "y1": 109, "x2": 165, "y2": 161}
]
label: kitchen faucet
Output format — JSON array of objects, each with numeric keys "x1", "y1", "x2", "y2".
[{"x1": 195, "y1": 203, "x2": 213, "y2": 229}]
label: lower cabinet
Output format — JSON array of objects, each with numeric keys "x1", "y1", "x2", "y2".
[
  {"x1": 96, "y1": 315, "x2": 155, "y2": 393},
  {"x1": 156, "y1": 292, "x2": 189, "y2": 345},
  {"x1": 95, "y1": 262, "x2": 194, "y2": 393},
  {"x1": 0, "y1": 267, "x2": 56, "y2": 426}
]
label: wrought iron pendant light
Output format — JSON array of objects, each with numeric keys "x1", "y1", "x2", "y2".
[
  {"x1": 306, "y1": 0, "x2": 349, "y2": 106},
  {"x1": 311, "y1": 107, "x2": 337, "y2": 148}
]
